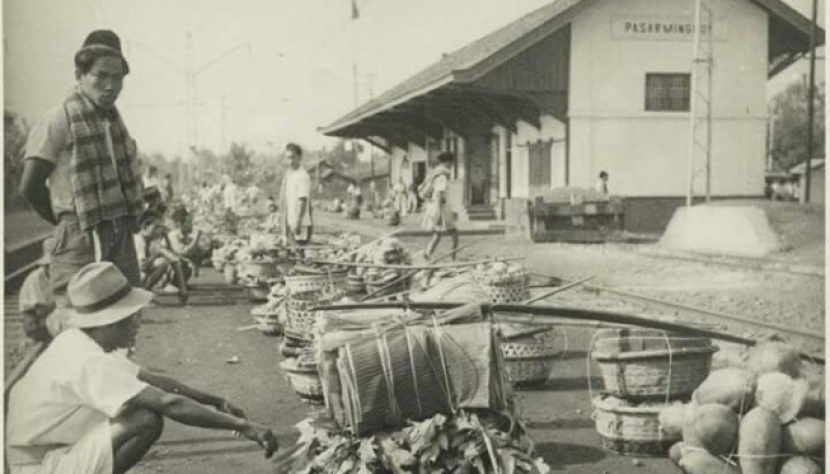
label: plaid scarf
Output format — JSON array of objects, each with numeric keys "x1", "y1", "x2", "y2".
[{"x1": 64, "y1": 90, "x2": 144, "y2": 231}]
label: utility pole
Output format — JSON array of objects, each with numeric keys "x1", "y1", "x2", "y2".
[{"x1": 803, "y1": 0, "x2": 818, "y2": 204}]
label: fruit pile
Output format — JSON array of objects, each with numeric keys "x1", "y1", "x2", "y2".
[
  {"x1": 661, "y1": 339, "x2": 824, "y2": 474},
  {"x1": 472, "y1": 261, "x2": 530, "y2": 287}
]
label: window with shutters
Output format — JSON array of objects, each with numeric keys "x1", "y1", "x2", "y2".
[{"x1": 645, "y1": 73, "x2": 690, "y2": 112}]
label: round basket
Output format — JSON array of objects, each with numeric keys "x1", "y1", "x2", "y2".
[
  {"x1": 238, "y1": 260, "x2": 280, "y2": 280},
  {"x1": 286, "y1": 291, "x2": 336, "y2": 336},
  {"x1": 284, "y1": 271, "x2": 347, "y2": 294},
  {"x1": 501, "y1": 329, "x2": 559, "y2": 386},
  {"x1": 279, "y1": 359, "x2": 324, "y2": 403},
  {"x1": 482, "y1": 283, "x2": 530, "y2": 304},
  {"x1": 592, "y1": 396, "x2": 680, "y2": 456},
  {"x1": 279, "y1": 336, "x2": 311, "y2": 358},
  {"x1": 244, "y1": 285, "x2": 270, "y2": 302},
  {"x1": 345, "y1": 275, "x2": 366, "y2": 294},
  {"x1": 591, "y1": 329, "x2": 718, "y2": 400}
]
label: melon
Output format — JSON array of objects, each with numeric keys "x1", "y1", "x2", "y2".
[
  {"x1": 682, "y1": 404, "x2": 739, "y2": 456},
  {"x1": 668, "y1": 441, "x2": 684, "y2": 466},
  {"x1": 678, "y1": 449, "x2": 741, "y2": 474},
  {"x1": 659, "y1": 402, "x2": 695, "y2": 438},
  {"x1": 782, "y1": 418, "x2": 825, "y2": 455},
  {"x1": 746, "y1": 340, "x2": 802, "y2": 378},
  {"x1": 737, "y1": 407, "x2": 783, "y2": 474},
  {"x1": 755, "y1": 372, "x2": 808, "y2": 423},
  {"x1": 693, "y1": 368, "x2": 756, "y2": 413},
  {"x1": 779, "y1": 456, "x2": 822, "y2": 474}
]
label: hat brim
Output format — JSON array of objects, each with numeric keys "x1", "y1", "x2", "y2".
[{"x1": 68, "y1": 287, "x2": 154, "y2": 329}]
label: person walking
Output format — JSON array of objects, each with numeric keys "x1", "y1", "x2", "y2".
[
  {"x1": 420, "y1": 152, "x2": 459, "y2": 261},
  {"x1": 392, "y1": 177, "x2": 408, "y2": 217},
  {"x1": 19, "y1": 30, "x2": 145, "y2": 310},
  {"x1": 280, "y1": 143, "x2": 313, "y2": 244},
  {"x1": 595, "y1": 171, "x2": 610, "y2": 195}
]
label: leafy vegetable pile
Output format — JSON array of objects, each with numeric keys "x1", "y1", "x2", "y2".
[{"x1": 275, "y1": 411, "x2": 551, "y2": 474}]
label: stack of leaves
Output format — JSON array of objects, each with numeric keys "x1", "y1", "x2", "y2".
[{"x1": 275, "y1": 411, "x2": 551, "y2": 474}]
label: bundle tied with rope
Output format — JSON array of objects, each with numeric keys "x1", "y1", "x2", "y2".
[{"x1": 313, "y1": 303, "x2": 513, "y2": 436}]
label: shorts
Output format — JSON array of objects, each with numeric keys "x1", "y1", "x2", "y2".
[
  {"x1": 51, "y1": 215, "x2": 141, "y2": 304},
  {"x1": 11, "y1": 422, "x2": 113, "y2": 474}
]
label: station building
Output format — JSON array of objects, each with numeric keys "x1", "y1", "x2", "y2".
[{"x1": 320, "y1": 0, "x2": 822, "y2": 232}]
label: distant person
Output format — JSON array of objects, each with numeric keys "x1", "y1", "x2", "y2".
[
  {"x1": 393, "y1": 177, "x2": 408, "y2": 217},
  {"x1": 408, "y1": 181, "x2": 420, "y2": 213},
  {"x1": 595, "y1": 171, "x2": 610, "y2": 195},
  {"x1": 168, "y1": 206, "x2": 206, "y2": 277},
  {"x1": 771, "y1": 179, "x2": 785, "y2": 201},
  {"x1": 18, "y1": 29, "x2": 145, "y2": 312},
  {"x1": 144, "y1": 165, "x2": 161, "y2": 192},
  {"x1": 134, "y1": 210, "x2": 189, "y2": 303},
  {"x1": 19, "y1": 239, "x2": 67, "y2": 344},
  {"x1": 162, "y1": 173, "x2": 174, "y2": 202},
  {"x1": 221, "y1": 174, "x2": 239, "y2": 212},
  {"x1": 280, "y1": 143, "x2": 313, "y2": 244},
  {"x1": 5, "y1": 262, "x2": 278, "y2": 474},
  {"x1": 420, "y1": 152, "x2": 458, "y2": 261}
]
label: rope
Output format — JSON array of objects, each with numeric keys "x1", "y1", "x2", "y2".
[
  {"x1": 405, "y1": 330, "x2": 424, "y2": 415},
  {"x1": 432, "y1": 317, "x2": 458, "y2": 414}
]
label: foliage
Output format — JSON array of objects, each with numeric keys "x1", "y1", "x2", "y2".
[
  {"x1": 770, "y1": 80, "x2": 825, "y2": 172},
  {"x1": 4, "y1": 110, "x2": 29, "y2": 208}
]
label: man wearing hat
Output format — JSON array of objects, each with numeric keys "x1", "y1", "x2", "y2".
[
  {"x1": 19, "y1": 30, "x2": 145, "y2": 312},
  {"x1": 6, "y1": 262, "x2": 279, "y2": 474}
]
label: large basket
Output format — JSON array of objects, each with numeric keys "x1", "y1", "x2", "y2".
[
  {"x1": 592, "y1": 395, "x2": 679, "y2": 456},
  {"x1": 501, "y1": 329, "x2": 560, "y2": 385},
  {"x1": 286, "y1": 291, "x2": 337, "y2": 336},
  {"x1": 238, "y1": 260, "x2": 280, "y2": 280},
  {"x1": 279, "y1": 359, "x2": 324, "y2": 403},
  {"x1": 284, "y1": 271, "x2": 347, "y2": 294},
  {"x1": 591, "y1": 329, "x2": 718, "y2": 400},
  {"x1": 471, "y1": 270, "x2": 530, "y2": 303}
]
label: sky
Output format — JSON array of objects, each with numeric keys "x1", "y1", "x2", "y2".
[{"x1": 3, "y1": 0, "x2": 825, "y2": 160}]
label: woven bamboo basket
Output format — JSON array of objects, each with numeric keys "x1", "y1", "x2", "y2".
[
  {"x1": 286, "y1": 291, "x2": 337, "y2": 336},
  {"x1": 279, "y1": 359, "x2": 324, "y2": 403},
  {"x1": 471, "y1": 271, "x2": 530, "y2": 303},
  {"x1": 592, "y1": 396, "x2": 680, "y2": 456},
  {"x1": 238, "y1": 260, "x2": 280, "y2": 280},
  {"x1": 279, "y1": 335, "x2": 311, "y2": 358},
  {"x1": 345, "y1": 275, "x2": 366, "y2": 294},
  {"x1": 284, "y1": 271, "x2": 347, "y2": 294},
  {"x1": 501, "y1": 329, "x2": 560, "y2": 386},
  {"x1": 591, "y1": 329, "x2": 718, "y2": 399}
]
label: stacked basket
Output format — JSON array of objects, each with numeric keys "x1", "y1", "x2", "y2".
[
  {"x1": 499, "y1": 325, "x2": 560, "y2": 386},
  {"x1": 589, "y1": 328, "x2": 718, "y2": 456},
  {"x1": 279, "y1": 347, "x2": 324, "y2": 403}
]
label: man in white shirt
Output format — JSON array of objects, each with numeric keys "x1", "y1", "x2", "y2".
[
  {"x1": 280, "y1": 143, "x2": 313, "y2": 244},
  {"x1": 221, "y1": 174, "x2": 239, "y2": 212},
  {"x1": 6, "y1": 262, "x2": 278, "y2": 474}
]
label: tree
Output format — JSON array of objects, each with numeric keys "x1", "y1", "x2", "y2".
[
  {"x1": 770, "y1": 79, "x2": 825, "y2": 172},
  {"x1": 224, "y1": 142, "x2": 255, "y2": 186},
  {"x1": 4, "y1": 111, "x2": 29, "y2": 208}
]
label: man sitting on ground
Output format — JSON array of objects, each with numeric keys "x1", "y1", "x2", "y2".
[{"x1": 5, "y1": 262, "x2": 278, "y2": 474}]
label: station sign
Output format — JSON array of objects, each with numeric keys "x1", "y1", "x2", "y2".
[{"x1": 611, "y1": 16, "x2": 728, "y2": 41}]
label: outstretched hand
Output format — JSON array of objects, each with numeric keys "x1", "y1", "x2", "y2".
[{"x1": 241, "y1": 423, "x2": 279, "y2": 459}]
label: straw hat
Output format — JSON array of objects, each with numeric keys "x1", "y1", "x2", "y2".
[{"x1": 67, "y1": 262, "x2": 153, "y2": 329}]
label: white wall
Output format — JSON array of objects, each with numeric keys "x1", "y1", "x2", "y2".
[
  {"x1": 569, "y1": 0, "x2": 768, "y2": 197},
  {"x1": 507, "y1": 114, "x2": 568, "y2": 198}
]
